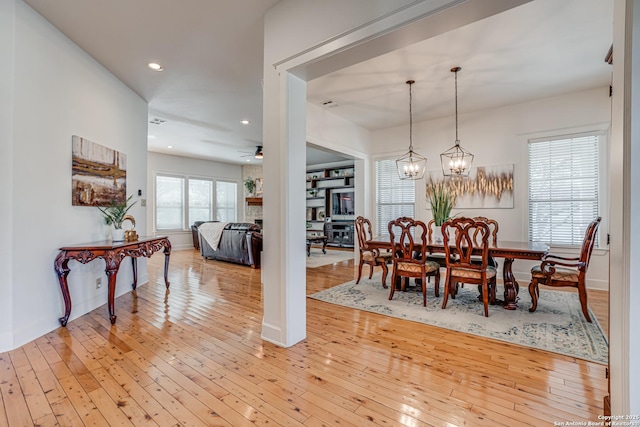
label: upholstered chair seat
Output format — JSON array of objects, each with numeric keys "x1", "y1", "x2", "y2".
[
  {"x1": 530, "y1": 265, "x2": 580, "y2": 283},
  {"x1": 450, "y1": 265, "x2": 497, "y2": 280},
  {"x1": 397, "y1": 260, "x2": 440, "y2": 274}
]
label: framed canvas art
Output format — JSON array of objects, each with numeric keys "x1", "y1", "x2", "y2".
[
  {"x1": 71, "y1": 135, "x2": 127, "y2": 206},
  {"x1": 427, "y1": 164, "x2": 514, "y2": 209}
]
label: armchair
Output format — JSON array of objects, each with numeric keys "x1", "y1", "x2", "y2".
[{"x1": 528, "y1": 217, "x2": 601, "y2": 322}]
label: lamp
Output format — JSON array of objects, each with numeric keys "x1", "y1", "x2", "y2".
[
  {"x1": 441, "y1": 67, "x2": 473, "y2": 177},
  {"x1": 254, "y1": 146, "x2": 263, "y2": 159},
  {"x1": 396, "y1": 80, "x2": 427, "y2": 180}
]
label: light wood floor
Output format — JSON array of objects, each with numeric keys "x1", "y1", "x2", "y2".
[{"x1": 0, "y1": 249, "x2": 609, "y2": 426}]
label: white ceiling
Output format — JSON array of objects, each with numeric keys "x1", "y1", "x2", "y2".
[{"x1": 23, "y1": 0, "x2": 612, "y2": 165}]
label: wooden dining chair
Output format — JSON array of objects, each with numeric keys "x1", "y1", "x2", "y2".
[
  {"x1": 528, "y1": 217, "x2": 601, "y2": 322},
  {"x1": 355, "y1": 216, "x2": 393, "y2": 288},
  {"x1": 388, "y1": 217, "x2": 440, "y2": 306},
  {"x1": 441, "y1": 217, "x2": 497, "y2": 317},
  {"x1": 472, "y1": 216, "x2": 499, "y2": 268}
]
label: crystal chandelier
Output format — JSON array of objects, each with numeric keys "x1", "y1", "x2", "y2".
[
  {"x1": 441, "y1": 67, "x2": 473, "y2": 177},
  {"x1": 396, "y1": 80, "x2": 427, "y2": 180}
]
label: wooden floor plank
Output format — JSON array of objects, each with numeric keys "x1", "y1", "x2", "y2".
[{"x1": 0, "y1": 248, "x2": 608, "y2": 426}]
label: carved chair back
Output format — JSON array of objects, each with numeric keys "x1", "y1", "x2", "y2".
[{"x1": 388, "y1": 217, "x2": 428, "y2": 263}]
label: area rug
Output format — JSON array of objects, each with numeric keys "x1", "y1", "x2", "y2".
[
  {"x1": 308, "y1": 272, "x2": 608, "y2": 364},
  {"x1": 306, "y1": 248, "x2": 354, "y2": 268}
]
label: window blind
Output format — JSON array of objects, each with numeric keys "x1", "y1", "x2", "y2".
[
  {"x1": 375, "y1": 159, "x2": 415, "y2": 236},
  {"x1": 528, "y1": 134, "x2": 599, "y2": 246}
]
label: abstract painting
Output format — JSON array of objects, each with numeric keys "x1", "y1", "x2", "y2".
[
  {"x1": 71, "y1": 135, "x2": 126, "y2": 206},
  {"x1": 427, "y1": 164, "x2": 514, "y2": 209}
]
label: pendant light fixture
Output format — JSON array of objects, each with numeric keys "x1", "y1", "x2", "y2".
[
  {"x1": 396, "y1": 80, "x2": 427, "y2": 180},
  {"x1": 441, "y1": 67, "x2": 473, "y2": 177}
]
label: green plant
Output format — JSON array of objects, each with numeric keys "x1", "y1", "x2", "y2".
[
  {"x1": 98, "y1": 195, "x2": 136, "y2": 229},
  {"x1": 244, "y1": 177, "x2": 256, "y2": 195},
  {"x1": 426, "y1": 181, "x2": 455, "y2": 226}
]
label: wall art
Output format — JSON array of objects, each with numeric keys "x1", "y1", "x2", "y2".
[
  {"x1": 71, "y1": 135, "x2": 126, "y2": 206},
  {"x1": 427, "y1": 164, "x2": 514, "y2": 209}
]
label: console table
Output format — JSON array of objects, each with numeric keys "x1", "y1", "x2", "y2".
[{"x1": 54, "y1": 236, "x2": 171, "y2": 326}]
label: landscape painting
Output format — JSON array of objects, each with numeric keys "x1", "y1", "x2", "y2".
[{"x1": 71, "y1": 135, "x2": 126, "y2": 206}]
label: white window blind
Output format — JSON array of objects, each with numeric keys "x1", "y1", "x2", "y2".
[
  {"x1": 156, "y1": 175, "x2": 185, "y2": 230},
  {"x1": 188, "y1": 178, "x2": 213, "y2": 224},
  {"x1": 216, "y1": 181, "x2": 237, "y2": 222},
  {"x1": 528, "y1": 134, "x2": 599, "y2": 245},
  {"x1": 375, "y1": 159, "x2": 415, "y2": 237}
]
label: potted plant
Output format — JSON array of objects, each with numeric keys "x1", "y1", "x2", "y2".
[
  {"x1": 98, "y1": 195, "x2": 136, "y2": 241},
  {"x1": 426, "y1": 180, "x2": 455, "y2": 241},
  {"x1": 244, "y1": 177, "x2": 256, "y2": 196}
]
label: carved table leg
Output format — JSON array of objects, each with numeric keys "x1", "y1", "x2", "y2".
[
  {"x1": 322, "y1": 238, "x2": 327, "y2": 254},
  {"x1": 105, "y1": 251, "x2": 122, "y2": 324},
  {"x1": 502, "y1": 257, "x2": 519, "y2": 310},
  {"x1": 106, "y1": 268, "x2": 118, "y2": 324},
  {"x1": 131, "y1": 257, "x2": 138, "y2": 290},
  {"x1": 54, "y1": 251, "x2": 72, "y2": 327},
  {"x1": 163, "y1": 243, "x2": 171, "y2": 289}
]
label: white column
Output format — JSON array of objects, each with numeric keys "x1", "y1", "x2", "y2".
[{"x1": 261, "y1": 72, "x2": 307, "y2": 347}]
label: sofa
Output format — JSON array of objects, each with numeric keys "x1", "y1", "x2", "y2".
[{"x1": 194, "y1": 221, "x2": 262, "y2": 268}]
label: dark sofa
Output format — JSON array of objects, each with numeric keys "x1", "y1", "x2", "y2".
[{"x1": 194, "y1": 221, "x2": 262, "y2": 268}]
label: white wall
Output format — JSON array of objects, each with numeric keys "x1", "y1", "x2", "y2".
[
  {"x1": 147, "y1": 152, "x2": 243, "y2": 250},
  {"x1": 0, "y1": 0, "x2": 16, "y2": 348},
  {"x1": 370, "y1": 87, "x2": 611, "y2": 289},
  {"x1": 0, "y1": 0, "x2": 149, "y2": 352}
]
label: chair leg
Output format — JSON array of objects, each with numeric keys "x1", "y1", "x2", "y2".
[
  {"x1": 389, "y1": 267, "x2": 397, "y2": 300},
  {"x1": 434, "y1": 269, "x2": 440, "y2": 297},
  {"x1": 482, "y1": 282, "x2": 489, "y2": 317},
  {"x1": 441, "y1": 271, "x2": 451, "y2": 309},
  {"x1": 380, "y1": 262, "x2": 388, "y2": 289},
  {"x1": 356, "y1": 259, "x2": 364, "y2": 284},
  {"x1": 368, "y1": 264, "x2": 374, "y2": 279},
  {"x1": 528, "y1": 279, "x2": 539, "y2": 313},
  {"x1": 577, "y1": 284, "x2": 592, "y2": 323}
]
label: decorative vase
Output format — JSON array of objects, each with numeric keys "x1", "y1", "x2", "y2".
[
  {"x1": 112, "y1": 227, "x2": 125, "y2": 242},
  {"x1": 433, "y1": 226, "x2": 443, "y2": 244}
]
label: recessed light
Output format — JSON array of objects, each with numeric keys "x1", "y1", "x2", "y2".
[
  {"x1": 241, "y1": 120, "x2": 250, "y2": 125},
  {"x1": 148, "y1": 62, "x2": 163, "y2": 71},
  {"x1": 167, "y1": 145, "x2": 173, "y2": 149},
  {"x1": 246, "y1": 159, "x2": 251, "y2": 162}
]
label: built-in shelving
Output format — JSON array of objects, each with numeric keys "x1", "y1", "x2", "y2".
[{"x1": 305, "y1": 165, "x2": 355, "y2": 246}]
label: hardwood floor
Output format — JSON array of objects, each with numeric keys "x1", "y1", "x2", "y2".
[{"x1": 0, "y1": 249, "x2": 608, "y2": 426}]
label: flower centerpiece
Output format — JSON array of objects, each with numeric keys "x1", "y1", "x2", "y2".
[
  {"x1": 426, "y1": 180, "x2": 455, "y2": 241},
  {"x1": 98, "y1": 195, "x2": 136, "y2": 241}
]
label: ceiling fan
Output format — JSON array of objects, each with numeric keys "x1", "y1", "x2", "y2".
[{"x1": 240, "y1": 145, "x2": 263, "y2": 159}]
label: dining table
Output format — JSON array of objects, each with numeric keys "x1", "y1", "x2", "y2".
[{"x1": 366, "y1": 238, "x2": 548, "y2": 310}]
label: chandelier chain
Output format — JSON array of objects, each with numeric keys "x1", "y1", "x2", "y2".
[
  {"x1": 408, "y1": 81, "x2": 413, "y2": 151},
  {"x1": 454, "y1": 69, "x2": 459, "y2": 143}
]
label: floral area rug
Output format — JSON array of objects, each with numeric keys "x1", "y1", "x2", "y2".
[
  {"x1": 308, "y1": 272, "x2": 608, "y2": 364},
  {"x1": 306, "y1": 248, "x2": 354, "y2": 268}
]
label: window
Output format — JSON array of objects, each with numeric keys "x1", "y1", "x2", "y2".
[
  {"x1": 375, "y1": 159, "x2": 415, "y2": 236},
  {"x1": 216, "y1": 181, "x2": 237, "y2": 222},
  {"x1": 156, "y1": 175, "x2": 184, "y2": 230},
  {"x1": 189, "y1": 178, "x2": 213, "y2": 223},
  {"x1": 528, "y1": 133, "x2": 600, "y2": 246},
  {"x1": 155, "y1": 174, "x2": 238, "y2": 230}
]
